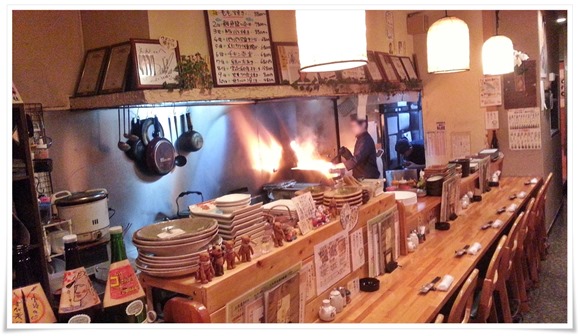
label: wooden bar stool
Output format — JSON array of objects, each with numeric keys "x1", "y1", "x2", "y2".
[
  {"x1": 536, "y1": 173, "x2": 553, "y2": 260},
  {"x1": 475, "y1": 236, "x2": 508, "y2": 323},
  {"x1": 448, "y1": 268, "x2": 479, "y2": 323},
  {"x1": 434, "y1": 314, "x2": 445, "y2": 323},
  {"x1": 514, "y1": 198, "x2": 535, "y2": 313},
  {"x1": 503, "y1": 212, "x2": 525, "y2": 319}
]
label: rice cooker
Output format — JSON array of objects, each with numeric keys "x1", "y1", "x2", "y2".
[{"x1": 53, "y1": 189, "x2": 112, "y2": 243}]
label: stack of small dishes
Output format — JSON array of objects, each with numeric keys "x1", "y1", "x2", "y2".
[
  {"x1": 189, "y1": 200, "x2": 265, "y2": 244},
  {"x1": 133, "y1": 217, "x2": 218, "y2": 278},
  {"x1": 295, "y1": 185, "x2": 330, "y2": 206},
  {"x1": 215, "y1": 194, "x2": 251, "y2": 213},
  {"x1": 323, "y1": 186, "x2": 363, "y2": 210}
]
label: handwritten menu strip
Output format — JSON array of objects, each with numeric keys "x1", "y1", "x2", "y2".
[{"x1": 206, "y1": 10, "x2": 277, "y2": 86}]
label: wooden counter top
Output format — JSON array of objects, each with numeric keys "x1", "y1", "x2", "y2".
[{"x1": 328, "y1": 176, "x2": 539, "y2": 323}]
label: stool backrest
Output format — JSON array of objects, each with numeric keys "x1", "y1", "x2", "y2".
[
  {"x1": 477, "y1": 235, "x2": 507, "y2": 322},
  {"x1": 518, "y1": 198, "x2": 536, "y2": 254},
  {"x1": 448, "y1": 268, "x2": 479, "y2": 323},
  {"x1": 503, "y1": 213, "x2": 524, "y2": 276}
]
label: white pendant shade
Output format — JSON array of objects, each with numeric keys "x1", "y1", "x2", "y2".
[
  {"x1": 482, "y1": 35, "x2": 514, "y2": 75},
  {"x1": 296, "y1": 10, "x2": 368, "y2": 72},
  {"x1": 427, "y1": 16, "x2": 470, "y2": 73}
]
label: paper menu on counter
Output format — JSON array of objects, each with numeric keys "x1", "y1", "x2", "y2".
[
  {"x1": 292, "y1": 192, "x2": 317, "y2": 222},
  {"x1": 314, "y1": 231, "x2": 351, "y2": 295},
  {"x1": 507, "y1": 107, "x2": 542, "y2": 150},
  {"x1": 480, "y1": 76, "x2": 503, "y2": 106}
]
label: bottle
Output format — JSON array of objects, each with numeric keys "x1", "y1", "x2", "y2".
[
  {"x1": 318, "y1": 299, "x2": 336, "y2": 322},
  {"x1": 12, "y1": 245, "x2": 57, "y2": 323},
  {"x1": 491, "y1": 130, "x2": 499, "y2": 149},
  {"x1": 103, "y1": 226, "x2": 147, "y2": 323},
  {"x1": 329, "y1": 290, "x2": 344, "y2": 313},
  {"x1": 58, "y1": 234, "x2": 102, "y2": 323}
]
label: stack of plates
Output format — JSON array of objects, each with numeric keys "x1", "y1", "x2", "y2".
[
  {"x1": 295, "y1": 186, "x2": 330, "y2": 206},
  {"x1": 190, "y1": 201, "x2": 266, "y2": 242},
  {"x1": 262, "y1": 199, "x2": 298, "y2": 220},
  {"x1": 215, "y1": 194, "x2": 251, "y2": 213},
  {"x1": 133, "y1": 217, "x2": 219, "y2": 278},
  {"x1": 323, "y1": 186, "x2": 363, "y2": 209}
]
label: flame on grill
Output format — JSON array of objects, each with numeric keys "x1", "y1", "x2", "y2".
[
  {"x1": 290, "y1": 140, "x2": 344, "y2": 178},
  {"x1": 252, "y1": 134, "x2": 283, "y2": 173}
]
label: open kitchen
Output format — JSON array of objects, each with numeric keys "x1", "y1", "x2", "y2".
[{"x1": 11, "y1": 7, "x2": 567, "y2": 327}]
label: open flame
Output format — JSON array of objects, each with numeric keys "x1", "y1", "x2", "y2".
[
  {"x1": 252, "y1": 135, "x2": 282, "y2": 173},
  {"x1": 290, "y1": 140, "x2": 344, "y2": 178}
]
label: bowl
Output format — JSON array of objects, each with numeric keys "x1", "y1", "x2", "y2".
[
  {"x1": 136, "y1": 264, "x2": 199, "y2": 278},
  {"x1": 136, "y1": 258, "x2": 198, "y2": 269},
  {"x1": 134, "y1": 217, "x2": 217, "y2": 242}
]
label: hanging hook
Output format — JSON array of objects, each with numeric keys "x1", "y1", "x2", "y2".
[
  {"x1": 495, "y1": 10, "x2": 500, "y2": 35},
  {"x1": 445, "y1": 10, "x2": 448, "y2": 17}
]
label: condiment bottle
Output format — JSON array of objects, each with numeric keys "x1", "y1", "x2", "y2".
[
  {"x1": 318, "y1": 299, "x2": 336, "y2": 322},
  {"x1": 407, "y1": 238, "x2": 416, "y2": 252},
  {"x1": 58, "y1": 234, "x2": 102, "y2": 323},
  {"x1": 103, "y1": 226, "x2": 147, "y2": 323},
  {"x1": 329, "y1": 290, "x2": 344, "y2": 313},
  {"x1": 12, "y1": 245, "x2": 56, "y2": 323},
  {"x1": 409, "y1": 231, "x2": 419, "y2": 248}
]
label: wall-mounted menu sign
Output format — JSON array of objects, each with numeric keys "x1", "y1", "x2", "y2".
[{"x1": 205, "y1": 10, "x2": 277, "y2": 87}]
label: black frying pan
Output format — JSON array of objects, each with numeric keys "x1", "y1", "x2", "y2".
[
  {"x1": 145, "y1": 116, "x2": 175, "y2": 175},
  {"x1": 178, "y1": 112, "x2": 203, "y2": 152}
]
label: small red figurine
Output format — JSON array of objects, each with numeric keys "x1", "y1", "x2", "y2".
[
  {"x1": 238, "y1": 235, "x2": 254, "y2": 263},
  {"x1": 197, "y1": 252, "x2": 214, "y2": 284},
  {"x1": 210, "y1": 244, "x2": 225, "y2": 276},
  {"x1": 284, "y1": 226, "x2": 297, "y2": 242},
  {"x1": 223, "y1": 240, "x2": 238, "y2": 270},
  {"x1": 272, "y1": 222, "x2": 285, "y2": 247}
]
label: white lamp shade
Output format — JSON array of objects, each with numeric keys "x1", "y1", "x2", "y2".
[
  {"x1": 427, "y1": 16, "x2": 470, "y2": 73},
  {"x1": 296, "y1": 10, "x2": 368, "y2": 72},
  {"x1": 482, "y1": 35, "x2": 514, "y2": 75}
]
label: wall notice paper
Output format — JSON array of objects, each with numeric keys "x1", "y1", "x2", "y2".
[
  {"x1": 425, "y1": 131, "x2": 446, "y2": 157},
  {"x1": 350, "y1": 228, "x2": 365, "y2": 271},
  {"x1": 226, "y1": 264, "x2": 301, "y2": 322},
  {"x1": 451, "y1": 132, "x2": 471, "y2": 158},
  {"x1": 300, "y1": 261, "x2": 316, "y2": 301},
  {"x1": 508, "y1": 107, "x2": 542, "y2": 150},
  {"x1": 485, "y1": 110, "x2": 500, "y2": 130},
  {"x1": 480, "y1": 76, "x2": 503, "y2": 106},
  {"x1": 314, "y1": 231, "x2": 351, "y2": 295},
  {"x1": 206, "y1": 10, "x2": 276, "y2": 86}
]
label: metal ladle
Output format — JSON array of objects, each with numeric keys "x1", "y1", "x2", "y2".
[
  {"x1": 117, "y1": 107, "x2": 131, "y2": 152},
  {"x1": 173, "y1": 111, "x2": 187, "y2": 167}
]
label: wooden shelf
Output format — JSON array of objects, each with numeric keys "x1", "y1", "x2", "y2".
[
  {"x1": 69, "y1": 85, "x2": 420, "y2": 110},
  {"x1": 12, "y1": 174, "x2": 29, "y2": 182}
]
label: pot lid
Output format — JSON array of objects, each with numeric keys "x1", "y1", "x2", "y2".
[{"x1": 55, "y1": 190, "x2": 108, "y2": 206}]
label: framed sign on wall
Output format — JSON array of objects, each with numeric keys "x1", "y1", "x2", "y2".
[
  {"x1": 130, "y1": 39, "x2": 180, "y2": 90},
  {"x1": 205, "y1": 10, "x2": 278, "y2": 87},
  {"x1": 74, "y1": 47, "x2": 109, "y2": 96}
]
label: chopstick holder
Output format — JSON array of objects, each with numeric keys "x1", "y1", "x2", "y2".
[
  {"x1": 436, "y1": 275, "x2": 454, "y2": 291},
  {"x1": 467, "y1": 242, "x2": 482, "y2": 255}
]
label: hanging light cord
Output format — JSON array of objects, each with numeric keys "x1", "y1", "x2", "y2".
[{"x1": 495, "y1": 10, "x2": 500, "y2": 35}]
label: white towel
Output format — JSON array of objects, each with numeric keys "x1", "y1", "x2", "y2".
[
  {"x1": 467, "y1": 242, "x2": 482, "y2": 255},
  {"x1": 492, "y1": 219, "x2": 504, "y2": 228},
  {"x1": 436, "y1": 275, "x2": 455, "y2": 291},
  {"x1": 507, "y1": 203, "x2": 518, "y2": 213},
  {"x1": 517, "y1": 191, "x2": 527, "y2": 199}
]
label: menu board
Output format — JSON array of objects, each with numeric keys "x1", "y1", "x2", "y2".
[{"x1": 206, "y1": 10, "x2": 277, "y2": 86}]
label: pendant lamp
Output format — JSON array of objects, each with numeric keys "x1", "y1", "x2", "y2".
[
  {"x1": 296, "y1": 10, "x2": 368, "y2": 72},
  {"x1": 427, "y1": 11, "x2": 470, "y2": 73},
  {"x1": 482, "y1": 11, "x2": 514, "y2": 75}
]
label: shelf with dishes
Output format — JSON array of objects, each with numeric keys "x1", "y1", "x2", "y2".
[{"x1": 68, "y1": 85, "x2": 421, "y2": 111}]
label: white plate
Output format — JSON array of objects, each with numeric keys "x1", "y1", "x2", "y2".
[
  {"x1": 190, "y1": 202, "x2": 262, "y2": 220},
  {"x1": 220, "y1": 221, "x2": 265, "y2": 240},
  {"x1": 215, "y1": 193, "x2": 251, "y2": 204},
  {"x1": 218, "y1": 217, "x2": 264, "y2": 235},
  {"x1": 217, "y1": 204, "x2": 248, "y2": 213},
  {"x1": 262, "y1": 199, "x2": 297, "y2": 211}
]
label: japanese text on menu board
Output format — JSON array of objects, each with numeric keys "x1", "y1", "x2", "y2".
[{"x1": 207, "y1": 10, "x2": 276, "y2": 86}]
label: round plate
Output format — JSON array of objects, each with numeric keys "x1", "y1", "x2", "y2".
[
  {"x1": 137, "y1": 265, "x2": 198, "y2": 278},
  {"x1": 136, "y1": 258, "x2": 198, "y2": 269},
  {"x1": 133, "y1": 225, "x2": 218, "y2": 247},
  {"x1": 134, "y1": 217, "x2": 217, "y2": 241},
  {"x1": 133, "y1": 232, "x2": 217, "y2": 256},
  {"x1": 215, "y1": 194, "x2": 251, "y2": 204}
]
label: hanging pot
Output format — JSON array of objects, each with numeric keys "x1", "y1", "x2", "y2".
[
  {"x1": 178, "y1": 112, "x2": 203, "y2": 152},
  {"x1": 145, "y1": 116, "x2": 176, "y2": 175}
]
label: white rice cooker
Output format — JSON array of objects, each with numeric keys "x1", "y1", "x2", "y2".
[{"x1": 53, "y1": 189, "x2": 112, "y2": 243}]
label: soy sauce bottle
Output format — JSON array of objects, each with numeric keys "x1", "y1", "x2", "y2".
[
  {"x1": 12, "y1": 245, "x2": 57, "y2": 323},
  {"x1": 58, "y1": 234, "x2": 102, "y2": 323},
  {"x1": 103, "y1": 226, "x2": 146, "y2": 323}
]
